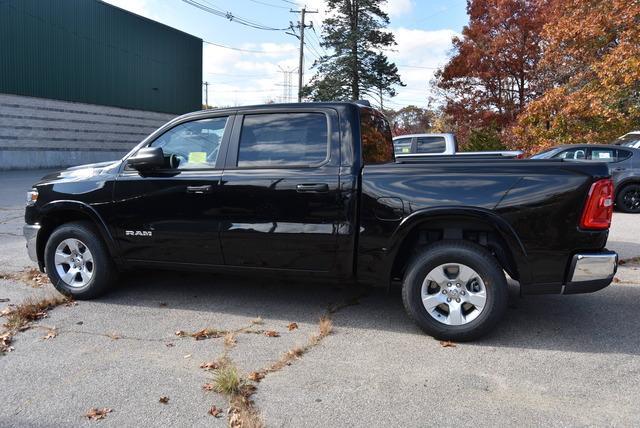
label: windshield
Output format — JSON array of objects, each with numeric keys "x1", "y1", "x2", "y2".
[{"x1": 530, "y1": 148, "x2": 560, "y2": 159}]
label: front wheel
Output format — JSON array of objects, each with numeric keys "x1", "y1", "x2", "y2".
[
  {"x1": 616, "y1": 184, "x2": 640, "y2": 213},
  {"x1": 44, "y1": 222, "x2": 116, "y2": 299},
  {"x1": 402, "y1": 241, "x2": 508, "y2": 341}
]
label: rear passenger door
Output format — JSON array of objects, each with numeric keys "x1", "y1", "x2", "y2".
[
  {"x1": 415, "y1": 136, "x2": 447, "y2": 154},
  {"x1": 218, "y1": 108, "x2": 347, "y2": 273}
]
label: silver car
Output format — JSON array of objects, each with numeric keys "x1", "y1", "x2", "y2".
[{"x1": 531, "y1": 144, "x2": 640, "y2": 213}]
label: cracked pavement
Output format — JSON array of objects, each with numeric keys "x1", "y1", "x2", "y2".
[{"x1": 1, "y1": 169, "x2": 640, "y2": 427}]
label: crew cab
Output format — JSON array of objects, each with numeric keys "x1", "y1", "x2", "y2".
[{"x1": 23, "y1": 102, "x2": 618, "y2": 340}]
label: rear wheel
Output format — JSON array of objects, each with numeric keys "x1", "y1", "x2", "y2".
[
  {"x1": 44, "y1": 222, "x2": 116, "y2": 299},
  {"x1": 401, "y1": 241, "x2": 508, "y2": 341},
  {"x1": 616, "y1": 184, "x2": 640, "y2": 213}
]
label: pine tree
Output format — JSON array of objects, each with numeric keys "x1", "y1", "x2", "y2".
[{"x1": 303, "y1": 0, "x2": 403, "y2": 103}]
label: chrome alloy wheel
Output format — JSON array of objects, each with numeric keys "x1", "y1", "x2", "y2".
[
  {"x1": 54, "y1": 238, "x2": 94, "y2": 288},
  {"x1": 420, "y1": 263, "x2": 487, "y2": 326}
]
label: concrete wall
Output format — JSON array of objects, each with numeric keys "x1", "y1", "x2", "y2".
[{"x1": 0, "y1": 93, "x2": 176, "y2": 170}]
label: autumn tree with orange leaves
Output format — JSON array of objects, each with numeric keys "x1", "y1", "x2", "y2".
[
  {"x1": 509, "y1": 0, "x2": 640, "y2": 152},
  {"x1": 435, "y1": 0, "x2": 547, "y2": 146}
]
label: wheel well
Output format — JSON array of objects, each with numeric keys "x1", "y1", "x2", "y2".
[
  {"x1": 390, "y1": 216, "x2": 519, "y2": 282},
  {"x1": 37, "y1": 210, "x2": 101, "y2": 268}
]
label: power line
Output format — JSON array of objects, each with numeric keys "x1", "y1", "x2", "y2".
[
  {"x1": 182, "y1": 0, "x2": 290, "y2": 31},
  {"x1": 203, "y1": 39, "x2": 293, "y2": 54},
  {"x1": 247, "y1": 0, "x2": 290, "y2": 9}
]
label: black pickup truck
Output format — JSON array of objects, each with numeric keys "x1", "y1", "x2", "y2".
[{"x1": 23, "y1": 102, "x2": 618, "y2": 340}]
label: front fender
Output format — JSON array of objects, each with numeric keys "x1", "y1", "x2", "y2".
[{"x1": 37, "y1": 200, "x2": 120, "y2": 263}]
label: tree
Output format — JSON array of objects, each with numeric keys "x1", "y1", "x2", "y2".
[
  {"x1": 303, "y1": 0, "x2": 403, "y2": 103},
  {"x1": 385, "y1": 105, "x2": 436, "y2": 135},
  {"x1": 434, "y1": 0, "x2": 547, "y2": 144},
  {"x1": 509, "y1": 0, "x2": 640, "y2": 152}
]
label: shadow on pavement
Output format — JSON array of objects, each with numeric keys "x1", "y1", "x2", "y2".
[{"x1": 98, "y1": 270, "x2": 640, "y2": 356}]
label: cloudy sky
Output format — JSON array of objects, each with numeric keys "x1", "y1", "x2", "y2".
[{"x1": 103, "y1": 0, "x2": 467, "y2": 109}]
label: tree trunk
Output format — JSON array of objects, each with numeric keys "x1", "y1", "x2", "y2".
[{"x1": 349, "y1": 0, "x2": 359, "y2": 99}]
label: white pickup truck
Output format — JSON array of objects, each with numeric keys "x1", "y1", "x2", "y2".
[{"x1": 393, "y1": 133, "x2": 523, "y2": 159}]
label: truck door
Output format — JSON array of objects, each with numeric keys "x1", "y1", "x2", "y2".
[
  {"x1": 218, "y1": 109, "x2": 349, "y2": 273},
  {"x1": 111, "y1": 114, "x2": 233, "y2": 265}
]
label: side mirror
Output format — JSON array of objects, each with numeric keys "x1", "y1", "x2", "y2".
[{"x1": 127, "y1": 147, "x2": 165, "y2": 170}]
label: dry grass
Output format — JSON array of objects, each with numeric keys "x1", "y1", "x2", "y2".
[
  {"x1": 211, "y1": 361, "x2": 243, "y2": 396},
  {"x1": 224, "y1": 332, "x2": 237, "y2": 349},
  {"x1": 2, "y1": 295, "x2": 69, "y2": 331},
  {"x1": 0, "y1": 295, "x2": 70, "y2": 354},
  {"x1": 0, "y1": 268, "x2": 50, "y2": 288}
]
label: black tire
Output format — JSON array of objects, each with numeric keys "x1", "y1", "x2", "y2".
[
  {"x1": 616, "y1": 184, "x2": 640, "y2": 213},
  {"x1": 401, "y1": 240, "x2": 508, "y2": 341},
  {"x1": 44, "y1": 221, "x2": 116, "y2": 299}
]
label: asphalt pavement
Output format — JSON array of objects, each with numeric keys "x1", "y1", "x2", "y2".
[{"x1": 1, "y1": 169, "x2": 639, "y2": 427}]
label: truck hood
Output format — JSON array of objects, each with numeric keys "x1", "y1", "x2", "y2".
[{"x1": 35, "y1": 160, "x2": 122, "y2": 185}]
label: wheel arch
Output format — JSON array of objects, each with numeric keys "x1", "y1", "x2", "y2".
[
  {"x1": 386, "y1": 207, "x2": 530, "y2": 285},
  {"x1": 36, "y1": 201, "x2": 120, "y2": 269}
]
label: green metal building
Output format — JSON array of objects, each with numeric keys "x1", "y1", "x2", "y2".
[
  {"x1": 0, "y1": 0, "x2": 202, "y2": 114},
  {"x1": 0, "y1": 0, "x2": 203, "y2": 169}
]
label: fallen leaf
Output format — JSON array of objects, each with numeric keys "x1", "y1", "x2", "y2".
[
  {"x1": 192, "y1": 328, "x2": 224, "y2": 340},
  {"x1": 107, "y1": 332, "x2": 122, "y2": 340},
  {"x1": 251, "y1": 317, "x2": 264, "y2": 325},
  {"x1": 287, "y1": 322, "x2": 299, "y2": 331},
  {"x1": 613, "y1": 277, "x2": 621, "y2": 283},
  {"x1": 248, "y1": 371, "x2": 265, "y2": 382},
  {"x1": 440, "y1": 340, "x2": 456, "y2": 348},
  {"x1": 208, "y1": 405, "x2": 223, "y2": 417},
  {"x1": 165, "y1": 342, "x2": 175, "y2": 348},
  {"x1": 202, "y1": 383, "x2": 215, "y2": 391},
  {"x1": 85, "y1": 407, "x2": 112, "y2": 420},
  {"x1": 200, "y1": 361, "x2": 219, "y2": 370},
  {"x1": 264, "y1": 330, "x2": 280, "y2": 338},
  {"x1": 42, "y1": 329, "x2": 57, "y2": 340},
  {"x1": 619, "y1": 260, "x2": 627, "y2": 265},
  {"x1": 64, "y1": 301, "x2": 78, "y2": 307},
  {"x1": 76, "y1": 321, "x2": 83, "y2": 325},
  {"x1": 175, "y1": 330, "x2": 186, "y2": 337},
  {"x1": 159, "y1": 302, "x2": 167, "y2": 307},
  {"x1": 159, "y1": 396, "x2": 169, "y2": 404},
  {"x1": 183, "y1": 354, "x2": 192, "y2": 359}
]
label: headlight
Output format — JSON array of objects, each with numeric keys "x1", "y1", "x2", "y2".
[{"x1": 26, "y1": 189, "x2": 38, "y2": 206}]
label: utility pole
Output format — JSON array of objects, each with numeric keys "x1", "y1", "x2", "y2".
[
  {"x1": 289, "y1": 7, "x2": 317, "y2": 102},
  {"x1": 202, "y1": 82, "x2": 209, "y2": 108}
]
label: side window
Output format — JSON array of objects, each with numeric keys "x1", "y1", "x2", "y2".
[
  {"x1": 554, "y1": 148, "x2": 586, "y2": 160},
  {"x1": 589, "y1": 148, "x2": 616, "y2": 162},
  {"x1": 360, "y1": 108, "x2": 394, "y2": 164},
  {"x1": 616, "y1": 149, "x2": 632, "y2": 161},
  {"x1": 237, "y1": 113, "x2": 328, "y2": 167},
  {"x1": 150, "y1": 117, "x2": 228, "y2": 169},
  {"x1": 394, "y1": 138, "x2": 413, "y2": 154},
  {"x1": 416, "y1": 136, "x2": 446, "y2": 154}
]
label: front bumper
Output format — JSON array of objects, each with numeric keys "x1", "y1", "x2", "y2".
[
  {"x1": 563, "y1": 251, "x2": 618, "y2": 294},
  {"x1": 23, "y1": 224, "x2": 40, "y2": 264}
]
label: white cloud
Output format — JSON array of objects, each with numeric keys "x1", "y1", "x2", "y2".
[
  {"x1": 384, "y1": 0, "x2": 414, "y2": 17},
  {"x1": 384, "y1": 28, "x2": 458, "y2": 107}
]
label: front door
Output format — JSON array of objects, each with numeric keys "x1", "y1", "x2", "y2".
[
  {"x1": 218, "y1": 109, "x2": 348, "y2": 273},
  {"x1": 111, "y1": 115, "x2": 233, "y2": 265}
]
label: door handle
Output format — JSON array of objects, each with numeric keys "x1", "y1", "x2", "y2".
[
  {"x1": 186, "y1": 185, "x2": 213, "y2": 194},
  {"x1": 296, "y1": 183, "x2": 329, "y2": 193},
  {"x1": 613, "y1": 168, "x2": 626, "y2": 171}
]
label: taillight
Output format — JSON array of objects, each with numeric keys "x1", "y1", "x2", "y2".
[{"x1": 580, "y1": 179, "x2": 614, "y2": 230}]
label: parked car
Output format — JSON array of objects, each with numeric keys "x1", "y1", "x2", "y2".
[
  {"x1": 24, "y1": 102, "x2": 617, "y2": 341},
  {"x1": 613, "y1": 131, "x2": 640, "y2": 149},
  {"x1": 531, "y1": 144, "x2": 640, "y2": 213},
  {"x1": 393, "y1": 133, "x2": 523, "y2": 158}
]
